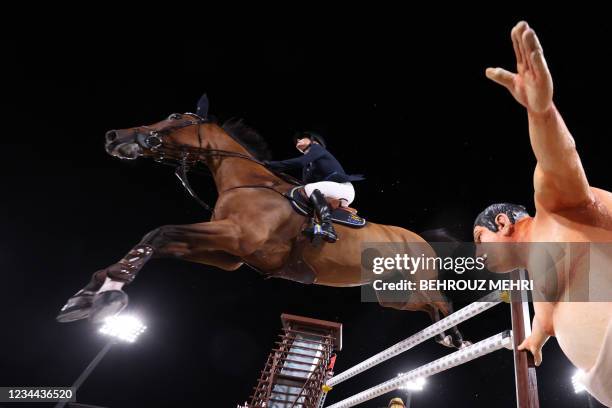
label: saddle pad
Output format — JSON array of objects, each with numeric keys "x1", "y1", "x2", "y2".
[{"x1": 286, "y1": 186, "x2": 367, "y2": 228}]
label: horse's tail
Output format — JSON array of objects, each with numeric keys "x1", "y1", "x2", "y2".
[
  {"x1": 418, "y1": 228, "x2": 466, "y2": 295},
  {"x1": 419, "y1": 227, "x2": 462, "y2": 260},
  {"x1": 419, "y1": 227, "x2": 461, "y2": 244}
]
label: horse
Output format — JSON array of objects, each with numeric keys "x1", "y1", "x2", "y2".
[{"x1": 57, "y1": 94, "x2": 469, "y2": 348}]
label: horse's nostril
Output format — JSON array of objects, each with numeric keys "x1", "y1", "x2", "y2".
[{"x1": 105, "y1": 130, "x2": 118, "y2": 143}]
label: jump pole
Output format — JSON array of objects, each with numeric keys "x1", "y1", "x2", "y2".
[
  {"x1": 326, "y1": 331, "x2": 513, "y2": 408},
  {"x1": 323, "y1": 279, "x2": 540, "y2": 407},
  {"x1": 326, "y1": 290, "x2": 506, "y2": 387}
]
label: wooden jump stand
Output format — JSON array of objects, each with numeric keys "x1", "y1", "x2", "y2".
[{"x1": 246, "y1": 314, "x2": 342, "y2": 408}]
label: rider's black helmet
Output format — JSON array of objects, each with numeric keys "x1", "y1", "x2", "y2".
[{"x1": 294, "y1": 130, "x2": 326, "y2": 149}]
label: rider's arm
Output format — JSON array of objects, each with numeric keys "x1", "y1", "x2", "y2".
[{"x1": 266, "y1": 144, "x2": 326, "y2": 171}]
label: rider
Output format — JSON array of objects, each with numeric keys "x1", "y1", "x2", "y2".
[{"x1": 265, "y1": 131, "x2": 364, "y2": 243}]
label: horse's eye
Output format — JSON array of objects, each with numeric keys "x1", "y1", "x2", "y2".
[{"x1": 169, "y1": 113, "x2": 182, "y2": 120}]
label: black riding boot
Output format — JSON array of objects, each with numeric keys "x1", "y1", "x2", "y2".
[{"x1": 306, "y1": 189, "x2": 338, "y2": 243}]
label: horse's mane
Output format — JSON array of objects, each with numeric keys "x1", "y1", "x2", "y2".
[{"x1": 221, "y1": 118, "x2": 272, "y2": 161}]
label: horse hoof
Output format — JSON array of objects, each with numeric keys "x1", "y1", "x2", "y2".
[
  {"x1": 89, "y1": 290, "x2": 129, "y2": 324},
  {"x1": 436, "y1": 334, "x2": 454, "y2": 348},
  {"x1": 56, "y1": 292, "x2": 94, "y2": 323},
  {"x1": 459, "y1": 340, "x2": 473, "y2": 349}
]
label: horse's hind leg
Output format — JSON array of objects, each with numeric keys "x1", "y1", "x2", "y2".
[
  {"x1": 421, "y1": 303, "x2": 456, "y2": 348},
  {"x1": 426, "y1": 297, "x2": 471, "y2": 349},
  {"x1": 377, "y1": 286, "x2": 470, "y2": 349},
  {"x1": 375, "y1": 295, "x2": 457, "y2": 348},
  {"x1": 441, "y1": 301, "x2": 472, "y2": 349},
  {"x1": 374, "y1": 283, "x2": 454, "y2": 346}
]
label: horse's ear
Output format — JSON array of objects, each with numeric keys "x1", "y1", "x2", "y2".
[{"x1": 196, "y1": 93, "x2": 209, "y2": 118}]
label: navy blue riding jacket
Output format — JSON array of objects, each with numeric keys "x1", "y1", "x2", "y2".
[{"x1": 266, "y1": 143, "x2": 364, "y2": 184}]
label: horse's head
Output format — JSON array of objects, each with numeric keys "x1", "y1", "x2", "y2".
[
  {"x1": 105, "y1": 94, "x2": 211, "y2": 160},
  {"x1": 105, "y1": 112, "x2": 206, "y2": 160}
]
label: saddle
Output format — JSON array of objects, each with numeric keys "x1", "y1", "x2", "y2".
[{"x1": 285, "y1": 186, "x2": 367, "y2": 228}]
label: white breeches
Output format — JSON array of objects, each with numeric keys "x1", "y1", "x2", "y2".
[{"x1": 304, "y1": 181, "x2": 355, "y2": 207}]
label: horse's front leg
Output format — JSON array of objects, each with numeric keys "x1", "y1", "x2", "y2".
[{"x1": 57, "y1": 220, "x2": 248, "y2": 323}]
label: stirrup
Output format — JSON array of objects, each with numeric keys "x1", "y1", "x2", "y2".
[
  {"x1": 302, "y1": 216, "x2": 317, "y2": 233},
  {"x1": 305, "y1": 223, "x2": 338, "y2": 243},
  {"x1": 319, "y1": 225, "x2": 338, "y2": 243}
]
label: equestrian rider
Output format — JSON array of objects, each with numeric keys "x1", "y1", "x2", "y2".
[{"x1": 265, "y1": 131, "x2": 364, "y2": 242}]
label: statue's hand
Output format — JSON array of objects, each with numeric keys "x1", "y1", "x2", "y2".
[
  {"x1": 486, "y1": 21, "x2": 553, "y2": 114},
  {"x1": 518, "y1": 334, "x2": 544, "y2": 366}
]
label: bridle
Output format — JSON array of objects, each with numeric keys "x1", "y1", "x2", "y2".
[{"x1": 135, "y1": 112, "x2": 300, "y2": 214}]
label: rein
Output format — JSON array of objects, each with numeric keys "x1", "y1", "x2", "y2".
[{"x1": 143, "y1": 114, "x2": 301, "y2": 215}]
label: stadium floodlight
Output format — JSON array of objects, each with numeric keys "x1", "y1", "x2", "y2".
[
  {"x1": 571, "y1": 369, "x2": 586, "y2": 394},
  {"x1": 99, "y1": 315, "x2": 147, "y2": 343},
  {"x1": 397, "y1": 374, "x2": 426, "y2": 391},
  {"x1": 56, "y1": 314, "x2": 148, "y2": 408}
]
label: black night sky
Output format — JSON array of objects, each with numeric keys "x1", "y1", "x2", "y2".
[{"x1": 2, "y1": 10, "x2": 611, "y2": 408}]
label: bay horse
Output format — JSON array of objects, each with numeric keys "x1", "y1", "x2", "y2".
[{"x1": 57, "y1": 94, "x2": 468, "y2": 348}]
